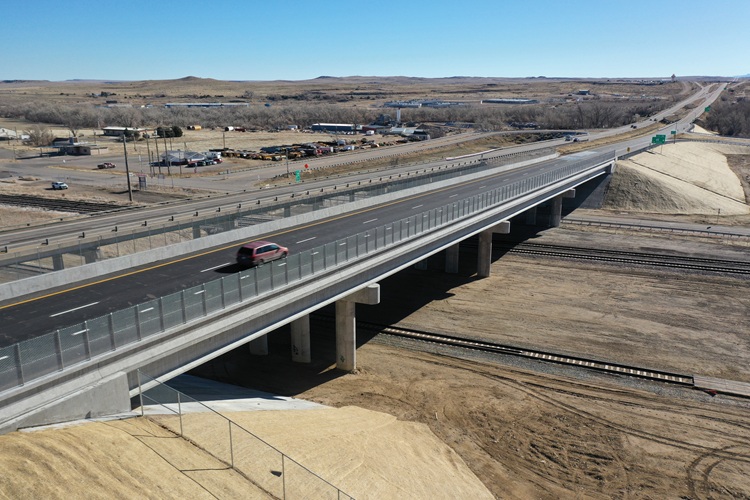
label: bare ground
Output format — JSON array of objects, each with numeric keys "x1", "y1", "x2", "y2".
[{"x1": 1, "y1": 142, "x2": 750, "y2": 498}]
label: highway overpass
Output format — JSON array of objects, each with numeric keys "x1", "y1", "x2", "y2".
[
  {"x1": 0, "y1": 82, "x2": 728, "y2": 433},
  {"x1": 0, "y1": 147, "x2": 616, "y2": 432}
]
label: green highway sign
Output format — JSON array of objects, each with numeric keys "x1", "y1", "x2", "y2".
[
  {"x1": 670, "y1": 130, "x2": 677, "y2": 134},
  {"x1": 704, "y1": 106, "x2": 711, "y2": 112},
  {"x1": 652, "y1": 134, "x2": 667, "y2": 144}
]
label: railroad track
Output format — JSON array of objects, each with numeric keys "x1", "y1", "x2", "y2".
[
  {"x1": 0, "y1": 194, "x2": 127, "y2": 214},
  {"x1": 497, "y1": 242, "x2": 750, "y2": 276},
  {"x1": 352, "y1": 320, "x2": 695, "y2": 386}
]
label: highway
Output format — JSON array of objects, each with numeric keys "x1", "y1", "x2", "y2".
[
  {"x1": 0, "y1": 82, "x2": 724, "y2": 246},
  {"x1": 0, "y1": 82, "x2": 727, "y2": 347},
  {"x1": 0, "y1": 155, "x2": 580, "y2": 346}
]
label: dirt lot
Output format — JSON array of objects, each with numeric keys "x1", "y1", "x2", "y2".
[{"x1": 1, "y1": 141, "x2": 750, "y2": 498}]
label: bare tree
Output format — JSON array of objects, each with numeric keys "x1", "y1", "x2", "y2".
[{"x1": 23, "y1": 125, "x2": 54, "y2": 146}]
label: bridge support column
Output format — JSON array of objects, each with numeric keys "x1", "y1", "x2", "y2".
[
  {"x1": 445, "y1": 243, "x2": 459, "y2": 274},
  {"x1": 82, "y1": 248, "x2": 99, "y2": 264},
  {"x1": 248, "y1": 335, "x2": 268, "y2": 356},
  {"x1": 284, "y1": 206, "x2": 292, "y2": 217},
  {"x1": 548, "y1": 189, "x2": 575, "y2": 228},
  {"x1": 524, "y1": 206, "x2": 537, "y2": 226},
  {"x1": 192, "y1": 225, "x2": 202, "y2": 239},
  {"x1": 477, "y1": 221, "x2": 510, "y2": 278},
  {"x1": 349, "y1": 191, "x2": 357, "y2": 202},
  {"x1": 335, "y1": 284, "x2": 380, "y2": 372},
  {"x1": 52, "y1": 254, "x2": 65, "y2": 271},
  {"x1": 291, "y1": 315, "x2": 311, "y2": 363}
]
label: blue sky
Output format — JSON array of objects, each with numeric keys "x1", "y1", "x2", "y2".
[{"x1": 2, "y1": 0, "x2": 747, "y2": 81}]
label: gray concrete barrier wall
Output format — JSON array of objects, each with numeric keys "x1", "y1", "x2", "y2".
[{"x1": 0, "y1": 154, "x2": 558, "y2": 301}]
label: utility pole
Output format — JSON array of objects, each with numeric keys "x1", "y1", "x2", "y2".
[
  {"x1": 285, "y1": 147, "x2": 290, "y2": 178},
  {"x1": 122, "y1": 134, "x2": 133, "y2": 202}
]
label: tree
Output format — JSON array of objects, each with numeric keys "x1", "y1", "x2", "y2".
[{"x1": 23, "y1": 125, "x2": 54, "y2": 146}]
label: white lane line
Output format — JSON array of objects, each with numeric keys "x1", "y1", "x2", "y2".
[
  {"x1": 201, "y1": 262, "x2": 231, "y2": 273},
  {"x1": 363, "y1": 218, "x2": 378, "y2": 224},
  {"x1": 278, "y1": 262, "x2": 287, "y2": 267},
  {"x1": 70, "y1": 329, "x2": 88, "y2": 337},
  {"x1": 412, "y1": 204, "x2": 424, "y2": 209},
  {"x1": 50, "y1": 302, "x2": 100, "y2": 318},
  {"x1": 194, "y1": 290, "x2": 205, "y2": 295},
  {"x1": 140, "y1": 307, "x2": 154, "y2": 313},
  {"x1": 296, "y1": 236, "x2": 317, "y2": 244},
  {"x1": 479, "y1": 185, "x2": 486, "y2": 189},
  {"x1": 311, "y1": 251, "x2": 320, "y2": 256},
  {"x1": 0, "y1": 356, "x2": 8, "y2": 361},
  {"x1": 449, "y1": 194, "x2": 458, "y2": 198},
  {"x1": 339, "y1": 242, "x2": 347, "y2": 246},
  {"x1": 240, "y1": 275, "x2": 249, "y2": 280}
]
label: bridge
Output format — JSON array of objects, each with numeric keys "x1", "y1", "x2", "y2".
[
  {"x1": 0, "y1": 146, "x2": 617, "y2": 432},
  {"x1": 0, "y1": 79, "x2": 728, "y2": 433}
]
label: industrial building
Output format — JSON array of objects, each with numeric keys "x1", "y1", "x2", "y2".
[{"x1": 310, "y1": 123, "x2": 363, "y2": 133}]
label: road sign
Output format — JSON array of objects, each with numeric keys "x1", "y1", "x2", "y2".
[
  {"x1": 670, "y1": 130, "x2": 677, "y2": 134},
  {"x1": 652, "y1": 134, "x2": 667, "y2": 144},
  {"x1": 295, "y1": 170, "x2": 301, "y2": 182},
  {"x1": 705, "y1": 106, "x2": 711, "y2": 112}
]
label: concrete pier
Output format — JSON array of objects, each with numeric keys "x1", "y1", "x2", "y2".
[
  {"x1": 248, "y1": 335, "x2": 268, "y2": 356},
  {"x1": 445, "y1": 243, "x2": 459, "y2": 274},
  {"x1": 477, "y1": 221, "x2": 510, "y2": 278},
  {"x1": 335, "y1": 284, "x2": 380, "y2": 371},
  {"x1": 290, "y1": 315, "x2": 311, "y2": 363}
]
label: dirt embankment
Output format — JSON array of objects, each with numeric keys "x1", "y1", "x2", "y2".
[{"x1": 1, "y1": 140, "x2": 749, "y2": 498}]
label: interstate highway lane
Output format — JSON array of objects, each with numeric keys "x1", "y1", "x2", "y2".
[{"x1": 0, "y1": 156, "x2": 584, "y2": 346}]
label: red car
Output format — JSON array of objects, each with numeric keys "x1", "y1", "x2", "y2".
[{"x1": 236, "y1": 241, "x2": 288, "y2": 267}]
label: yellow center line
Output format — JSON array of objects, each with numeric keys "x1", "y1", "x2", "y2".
[{"x1": 1, "y1": 166, "x2": 525, "y2": 311}]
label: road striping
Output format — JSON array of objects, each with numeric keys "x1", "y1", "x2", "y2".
[
  {"x1": 363, "y1": 218, "x2": 378, "y2": 224},
  {"x1": 50, "y1": 302, "x2": 100, "y2": 318},
  {"x1": 194, "y1": 290, "x2": 205, "y2": 295},
  {"x1": 412, "y1": 204, "x2": 424, "y2": 209},
  {"x1": 201, "y1": 262, "x2": 231, "y2": 273},
  {"x1": 1, "y1": 160, "x2": 550, "y2": 311},
  {"x1": 70, "y1": 329, "x2": 88, "y2": 337},
  {"x1": 449, "y1": 194, "x2": 458, "y2": 198},
  {"x1": 296, "y1": 237, "x2": 317, "y2": 244},
  {"x1": 140, "y1": 307, "x2": 154, "y2": 313}
]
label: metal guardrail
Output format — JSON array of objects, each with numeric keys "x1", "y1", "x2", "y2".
[
  {"x1": 138, "y1": 372, "x2": 354, "y2": 499},
  {"x1": 0, "y1": 148, "x2": 553, "y2": 283},
  {"x1": 0, "y1": 151, "x2": 615, "y2": 395}
]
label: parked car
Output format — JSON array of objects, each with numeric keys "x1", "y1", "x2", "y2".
[
  {"x1": 97, "y1": 162, "x2": 116, "y2": 169},
  {"x1": 236, "y1": 241, "x2": 288, "y2": 267},
  {"x1": 51, "y1": 181, "x2": 68, "y2": 190}
]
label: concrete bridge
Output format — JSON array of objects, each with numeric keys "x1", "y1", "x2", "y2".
[{"x1": 0, "y1": 149, "x2": 615, "y2": 433}]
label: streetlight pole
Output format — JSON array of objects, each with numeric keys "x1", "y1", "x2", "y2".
[{"x1": 122, "y1": 134, "x2": 133, "y2": 202}]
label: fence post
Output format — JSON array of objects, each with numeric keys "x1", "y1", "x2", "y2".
[
  {"x1": 54, "y1": 330, "x2": 64, "y2": 371},
  {"x1": 13, "y1": 344, "x2": 24, "y2": 386},
  {"x1": 177, "y1": 391, "x2": 183, "y2": 437}
]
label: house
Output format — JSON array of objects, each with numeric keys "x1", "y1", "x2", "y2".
[{"x1": 101, "y1": 126, "x2": 151, "y2": 137}]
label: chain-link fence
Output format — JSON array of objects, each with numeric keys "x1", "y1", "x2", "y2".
[
  {"x1": 0, "y1": 150, "x2": 615, "y2": 394},
  {"x1": 138, "y1": 371, "x2": 354, "y2": 499}
]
